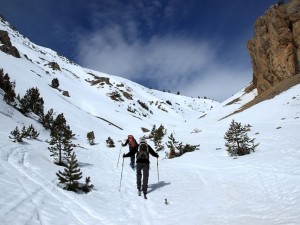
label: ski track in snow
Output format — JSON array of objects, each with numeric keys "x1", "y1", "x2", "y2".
[{"x1": 2, "y1": 144, "x2": 105, "y2": 225}]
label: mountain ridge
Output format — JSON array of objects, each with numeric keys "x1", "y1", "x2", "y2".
[{"x1": 0, "y1": 15, "x2": 220, "y2": 141}]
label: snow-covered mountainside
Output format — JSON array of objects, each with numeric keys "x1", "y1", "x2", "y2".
[
  {"x1": 1, "y1": 17, "x2": 300, "y2": 225},
  {"x1": 0, "y1": 16, "x2": 218, "y2": 138}
]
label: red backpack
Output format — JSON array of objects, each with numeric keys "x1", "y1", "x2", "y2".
[{"x1": 128, "y1": 135, "x2": 137, "y2": 148}]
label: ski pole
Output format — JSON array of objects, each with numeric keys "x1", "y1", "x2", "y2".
[
  {"x1": 117, "y1": 145, "x2": 123, "y2": 167},
  {"x1": 157, "y1": 158, "x2": 159, "y2": 183},
  {"x1": 119, "y1": 157, "x2": 125, "y2": 191}
]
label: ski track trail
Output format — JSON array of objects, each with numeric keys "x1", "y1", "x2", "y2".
[{"x1": 1, "y1": 143, "x2": 106, "y2": 225}]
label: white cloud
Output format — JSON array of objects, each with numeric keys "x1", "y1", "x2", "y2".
[
  {"x1": 181, "y1": 66, "x2": 252, "y2": 101},
  {"x1": 75, "y1": 4, "x2": 252, "y2": 102},
  {"x1": 77, "y1": 27, "x2": 214, "y2": 77}
]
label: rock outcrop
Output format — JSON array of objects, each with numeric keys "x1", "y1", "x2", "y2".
[
  {"x1": 247, "y1": 0, "x2": 300, "y2": 94},
  {"x1": 222, "y1": 0, "x2": 300, "y2": 119},
  {"x1": 0, "y1": 30, "x2": 20, "y2": 58},
  {"x1": 47, "y1": 62, "x2": 61, "y2": 71}
]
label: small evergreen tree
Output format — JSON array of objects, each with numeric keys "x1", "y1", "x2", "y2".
[
  {"x1": 20, "y1": 87, "x2": 44, "y2": 116},
  {"x1": 0, "y1": 70, "x2": 16, "y2": 105},
  {"x1": 26, "y1": 124, "x2": 39, "y2": 139},
  {"x1": 3, "y1": 83, "x2": 16, "y2": 105},
  {"x1": 21, "y1": 125, "x2": 28, "y2": 138},
  {"x1": 151, "y1": 124, "x2": 167, "y2": 151},
  {"x1": 9, "y1": 125, "x2": 39, "y2": 142},
  {"x1": 166, "y1": 133, "x2": 180, "y2": 158},
  {"x1": 177, "y1": 143, "x2": 200, "y2": 155},
  {"x1": 56, "y1": 152, "x2": 82, "y2": 192},
  {"x1": 51, "y1": 78, "x2": 59, "y2": 88},
  {"x1": 87, "y1": 131, "x2": 95, "y2": 145},
  {"x1": 81, "y1": 177, "x2": 94, "y2": 193},
  {"x1": 39, "y1": 108, "x2": 55, "y2": 130},
  {"x1": 166, "y1": 133, "x2": 200, "y2": 158},
  {"x1": 48, "y1": 113, "x2": 74, "y2": 165},
  {"x1": 224, "y1": 120, "x2": 259, "y2": 157},
  {"x1": 9, "y1": 126, "x2": 23, "y2": 142},
  {"x1": 150, "y1": 125, "x2": 156, "y2": 138}
]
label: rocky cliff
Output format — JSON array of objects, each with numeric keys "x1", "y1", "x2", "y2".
[
  {"x1": 247, "y1": 0, "x2": 300, "y2": 94},
  {"x1": 0, "y1": 30, "x2": 20, "y2": 58}
]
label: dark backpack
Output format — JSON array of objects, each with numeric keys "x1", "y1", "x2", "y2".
[{"x1": 136, "y1": 143, "x2": 149, "y2": 160}]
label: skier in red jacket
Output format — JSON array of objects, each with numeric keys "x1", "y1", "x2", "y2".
[{"x1": 122, "y1": 135, "x2": 138, "y2": 168}]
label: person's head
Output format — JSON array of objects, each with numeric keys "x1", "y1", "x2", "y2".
[
  {"x1": 128, "y1": 135, "x2": 134, "y2": 139},
  {"x1": 139, "y1": 137, "x2": 147, "y2": 144}
]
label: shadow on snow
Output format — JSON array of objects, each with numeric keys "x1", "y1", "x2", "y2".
[{"x1": 147, "y1": 181, "x2": 170, "y2": 193}]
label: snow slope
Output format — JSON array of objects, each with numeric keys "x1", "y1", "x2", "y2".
[{"x1": 1, "y1": 17, "x2": 300, "y2": 225}]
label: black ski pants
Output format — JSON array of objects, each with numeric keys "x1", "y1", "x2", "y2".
[{"x1": 136, "y1": 163, "x2": 149, "y2": 194}]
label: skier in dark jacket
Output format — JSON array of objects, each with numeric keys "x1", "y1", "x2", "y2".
[
  {"x1": 123, "y1": 137, "x2": 159, "y2": 197},
  {"x1": 122, "y1": 135, "x2": 138, "y2": 169}
]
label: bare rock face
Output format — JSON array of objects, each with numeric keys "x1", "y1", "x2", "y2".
[
  {"x1": 0, "y1": 30, "x2": 20, "y2": 58},
  {"x1": 62, "y1": 91, "x2": 70, "y2": 97},
  {"x1": 47, "y1": 62, "x2": 61, "y2": 71},
  {"x1": 247, "y1": 0, "x2": 300, "y2": 94}
]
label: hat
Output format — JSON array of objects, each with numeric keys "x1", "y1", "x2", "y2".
[{"x1": 139, "y1": 137, "x2": 147, "y2": 143}]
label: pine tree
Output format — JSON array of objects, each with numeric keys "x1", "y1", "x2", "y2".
[
  {"x1": 224, "y1": 120, "x2": 259, "y2": 157},
  {"x1": 9, "y1": 125, "x2": 40, "y2": 142},
  {"x1": 56, "y1": 152, "x2": 82, "y2": 192},
  {"x1": 0, "y1": 70, "x2": 16, "y2": 105},
  {"x1": 20, "y1": 87, "x2": 44, "y2": 116},
  {"x1": 21, "y1": 125, "x2": 28, "y2": 138},
  {"x1": 26, "y1": 124, "x2": 39, "y2": 139},
  {"x1": 9, "y1": 126, "x2": 23, "y2": 142},
  {"x1": 87, "y1": 131, "x2": 95, "y2": 145},
  {"x1": 150, "y1": 125, "x2": 156, "y2": 138},
  {"x1": 150, "y1": 124, "x2": 166, "y2": 151},
  {"x1": 39, "y1": 108, "x2": 55, "y2": 130},
  {"x1": 3, "y1": 82, "x2": 16, "y2": 105},
  {"x1": 81, "y1": 177, "x2": 94, "y2": 193},
  {"x1": 178, "y1": 143, "x2": 200, "y2": 155},
  {"x1": 166, "y1": 133, "x2": 180, "y2": 158},
  {"x1": 166, "y1": 133, "x2": 200, "y2": 158},
  {"x1": 48, "y1": 113, "x2": 74, "y2": 165}
]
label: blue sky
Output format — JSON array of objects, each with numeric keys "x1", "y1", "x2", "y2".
[{"x1": 0, "y1": 0, "x2": 276, "y2": 101}]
